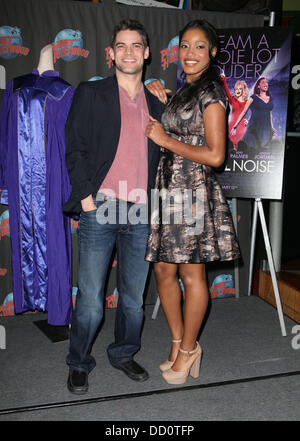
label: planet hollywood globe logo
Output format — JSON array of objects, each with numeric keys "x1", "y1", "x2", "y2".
[
  {"x1": 0, "y1": 210, "x2": 10, "y2": 240},
  {"x1": 53, "y1": 29, "x2": 89, "y2": 63},
  {"x1": 144, "y1": 78, "x2": 166, "y2": 88},
  {"x1": 0, "y1": 292, "x2": 14, "y2": 316},
  {"x1": 210, "y1": 274, "x2": 235, "y2": 299},
  {"x1": 0, "y1": 26, "x2": 29, "y2": 59},
  {"x1": 161, "y1": 35, "x2": 179, "y2": 71},
  {"x1": 88, "y1": 76, "x2": 103, "y2": 81},
  {"x1": 168, "y1": 36, "x2": 179, "y2": 63}
]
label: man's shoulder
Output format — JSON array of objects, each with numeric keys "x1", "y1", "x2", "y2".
[{"x1": 76, "y1": 75, "x2": 117, "y2": 94}]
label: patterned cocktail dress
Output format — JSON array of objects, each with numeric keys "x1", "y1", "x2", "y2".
[{"x1": 145, "y1": 81, "x2": 240, "y2": 264}]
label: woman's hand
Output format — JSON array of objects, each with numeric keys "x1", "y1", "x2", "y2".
[
  {"x1": 145, "y1": 80, "x2": 171, "y2": 104},
  {"x1": 145, "y1": 116, "x2": 168, "y2": 146}
]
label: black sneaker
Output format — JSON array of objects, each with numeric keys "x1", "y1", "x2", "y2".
[
  {"x1": 112, "y1": 360, "x2": 149, "y2": 382},
  {"x1": 67, "y1": 369, "x2": 89, "y2": 394}
]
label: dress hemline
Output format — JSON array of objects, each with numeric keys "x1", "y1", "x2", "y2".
[{"x1": 145, "y1": 254, "x2": 240, "y2": 265}]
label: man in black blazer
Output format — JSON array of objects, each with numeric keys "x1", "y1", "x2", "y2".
[{"x1": 64, "y1": 19, "x2": 164, "y2": 395}]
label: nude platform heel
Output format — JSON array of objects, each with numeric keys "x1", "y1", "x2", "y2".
[
  {"x1": 162, "y1": 341, "x2": 202, "y2": 385},
  {"x1": 159, "y1": 339, "x2": 182, "y2": 372}
]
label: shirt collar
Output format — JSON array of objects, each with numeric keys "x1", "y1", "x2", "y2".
[{"x1": 118, "y1": 83, "x2": 144, "y2": 102}]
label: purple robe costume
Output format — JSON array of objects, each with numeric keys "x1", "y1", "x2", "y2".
[{"x1": 0, "y1": 69, "x2": 74, "y2": 325}]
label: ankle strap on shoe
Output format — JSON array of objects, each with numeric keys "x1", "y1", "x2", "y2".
[
  {"x1": 172, "y1": 339, "x2": 182, "y2": 343},
  {"x1": 179, "y1": 341, "x2": 199, "y2": 354}
]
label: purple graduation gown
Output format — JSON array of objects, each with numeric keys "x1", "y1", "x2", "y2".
[{"x1": 0, "y1": 69, "x2": 74, "y2": 325}]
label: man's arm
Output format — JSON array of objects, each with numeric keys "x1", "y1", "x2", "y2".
[{"x1": 65, "y1": 82, "x2": 96, "y2": 210}]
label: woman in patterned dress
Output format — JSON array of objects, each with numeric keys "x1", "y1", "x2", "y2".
[{"x1": 145, "y1": 19, "x2": 240, "y2": 385}]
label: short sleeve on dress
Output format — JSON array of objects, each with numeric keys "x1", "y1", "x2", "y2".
[{"x1": 199, "y1": 81, "x2": 228, "y2": 114}]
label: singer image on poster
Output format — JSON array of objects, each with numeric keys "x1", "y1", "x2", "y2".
[
  {"x1": 231, "y1": 77, "x2": 276, "y2": 150},
  {"x1": 220, "y1": 70, "x2": 250, "y2": 151}
]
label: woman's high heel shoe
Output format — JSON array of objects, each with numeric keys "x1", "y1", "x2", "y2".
[
  {"x1": 162, "y1": 341, "x2": 202, "y2": 385},
  {"x1": 159, "y1": 339, "x2": 182, "y2": 372}
]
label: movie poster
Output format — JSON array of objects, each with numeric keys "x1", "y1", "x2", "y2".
[
  {"x1": 177, "y1": 27, "x2": 292, "y2": 200},
  {"x1": 216, "y1": 27, "x2": 292, "y2": 200}
]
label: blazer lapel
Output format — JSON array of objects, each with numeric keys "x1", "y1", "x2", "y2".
[
  {"x1": 144, "y1": 86, "x2": 157, "y2": 168},
  {"x1": 101, "y1": 75, "x2": 121, "y2": 155}
]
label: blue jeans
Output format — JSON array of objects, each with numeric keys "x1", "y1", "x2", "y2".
[{"x1": 66, "y1": 197, "x2": 150, "y2": 373}]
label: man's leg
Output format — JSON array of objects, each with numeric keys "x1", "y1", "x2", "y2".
[
  {"x1": 67, "y1": 207, "x2": 117, "y2": 381},
  {"x1": 107, "y1": 221, "x2": 150, "y2": 380}
]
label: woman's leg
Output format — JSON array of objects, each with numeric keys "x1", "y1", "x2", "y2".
[
  {"x1": 171, "y1": 263, "x2": 208, "y2": 372},
  {"x1": 154, "y1": 262, "x2": 183, "y2": 361}
]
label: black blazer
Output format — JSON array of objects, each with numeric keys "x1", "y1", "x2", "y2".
[{"x1": 63, "y1": 75, "x2": 164, "y2": 215}]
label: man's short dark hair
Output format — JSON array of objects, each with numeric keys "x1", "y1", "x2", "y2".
[{"x1": 111, "y1": 19, "x2": 149, "y2": 48}]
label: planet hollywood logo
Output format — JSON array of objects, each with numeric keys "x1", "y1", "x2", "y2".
[
  {"x1": 72, "y1": 287, "x2": 78, "y2": 309},
  {"x1": 209, "y1": 274, "x2": 235, "y2": 299},
  {"x1": 161, "y1": 35, "x2": 179, "y2": 71},
  {"x1": 70, "y1": 218, "x2": 78, "y2": 234},
  {"x1": 0, "y1": 210, "x2": 10, "y2": 240},
  {"x1": 52, "y1": 29, "x2": 89, "y2": 63},
  {"x1": 105, "y1": 46, "x2": 114, "y2": 69},
  {"x1": 88, "y1": 76, "x2": 103, "y2": 81},
  {"x1": 107, "y1": 288, "x2": 119, "y2": 309},
  {"x1": 0, "y1": 26, "x2": 30, "y2": 59},
  {"x1": 0, "y1": 292, "x2": 14, "y2": 317}
]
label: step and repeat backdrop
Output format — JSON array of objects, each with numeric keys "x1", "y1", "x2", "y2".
[{"x1": 0, "y1": 0, "x2": 266, "y2": 319}]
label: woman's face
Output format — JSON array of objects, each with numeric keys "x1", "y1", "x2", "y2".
[
  {"x1": 258, "y1": 78, "x2": 269, "y2": 93},
  {"x1": 179, "y1": 27, "x2": 216, "y2": 83},
  {"x1": 234, "y1": 84, "x2": 244, "y2": 99}
]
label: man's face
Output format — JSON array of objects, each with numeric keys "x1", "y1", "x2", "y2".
[{"x1": 109, "y1": 29, "x2": 149, "y2": 76}]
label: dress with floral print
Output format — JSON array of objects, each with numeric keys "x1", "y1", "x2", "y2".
[{"x1": 145, "y1": 81, "x2": 240, "y2": 264}]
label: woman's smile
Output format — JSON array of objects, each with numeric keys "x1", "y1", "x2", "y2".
[{"x1": 179, "y1": 27, "x2": 216, "y2": 83}]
